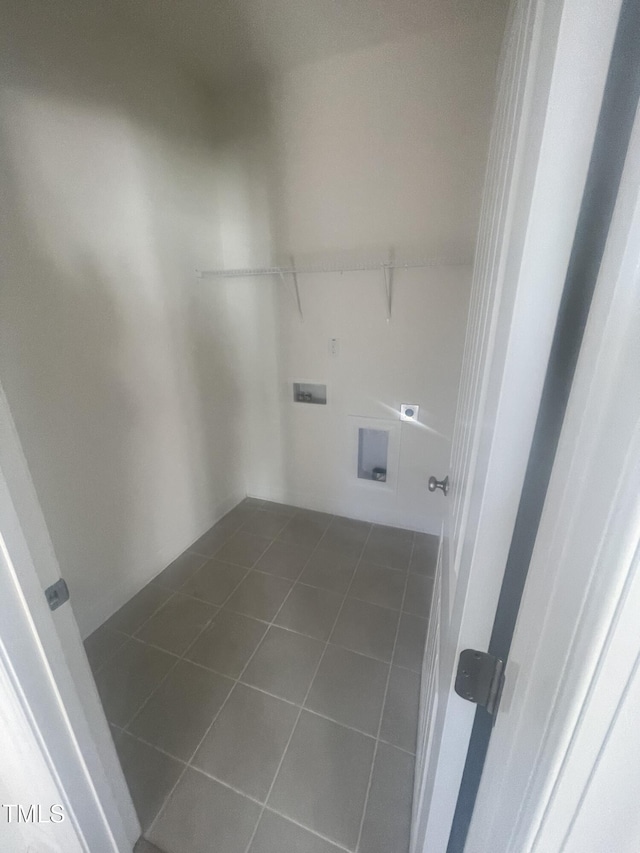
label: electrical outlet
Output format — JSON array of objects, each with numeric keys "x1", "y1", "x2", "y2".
[{"x1": 400, "y1": 404, "x2": 420, "y2": 422}]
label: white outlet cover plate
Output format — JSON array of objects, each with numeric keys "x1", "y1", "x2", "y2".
[{"x1": 400, "y1": 404, "x2": 419, "y2": 422}]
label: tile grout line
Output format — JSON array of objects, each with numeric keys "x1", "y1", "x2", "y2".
[
  {"x1": 160, "y1": 562, "x2": 412, "y2": 609},
  {"x1": 113, "y1": 724, "x2": 374, "y2": 853},
  {"x1": 91, "y1": 532, "x2": 233, "y2": 676},
  {"x1": 121, "y1": 718, "x2": 354, "y2": 853},
  {"x1": 98, "y1": 506, "x2": 422, "y2": 849},
  {"x1": 354, "y1": 531, "x2": 416, "y2": 853},
  {"x1": 228, "y1": 520, "x2": 353, "y2": 850},
  {"x1": 114, "y1": 714, "x2": 414, "y2": 847},
  {"x1": 145, "y1": 513, "x2": 337, "y2": 844},
  {"x1": 225, "y1": 575, "x2": 410, "y2": 617},
  {"x1": 99, "y1": 520, "x2": 419, "y2": 745},
  {"x1": 260, "y1": 805, "x2": 354, "y2": 853},
  {"x1": 139, "y1": 535, "x2": 287, "y2": 830},
  {"x1": 115, "y1": 504, "x2": 285, "y2": 729},
  {"x1": 119, "y1": 511, "x2": 336, "y2": 743},
  {"x1": 187, "y1": 502, "x2": 293, "y2": 559},
  {"x1": 120, "y1": 694, "x2": 416, "y2": 769},
  {"x1": 90, "y1": 520, "x2": 422, "y2": 675},
  {"x1": 88, "y1": 631, "x2": 130, "y2": 677},
  {"x1": 95, "y1": 591, "x2": 182, "y2": 682},
  {"x1": 119, "y1": 523, "x2": 268, "y2": 733},
  {"x1": 120, "y1": 600, "x2": 226, "y2": 733},
  {"x1": 112, "y1": 615, "x2": 420, "y2": 753},
  {"x1": 90, "y1": 506, "x2": 419, "y2": 650},
  {"x1": 118, "y1": 557, "x2": 254, "y2": 731},
  {"x1": 144, "y1": 626, "x2": 256, "y2": 838},
  {"x1": 124, "y1": 600, "x2": 425, "y2": 674},
  {"x1": 161, "y1": 541, "x2": 429, "y2": 606},
  {"x1": 240, "y1": 523, "x2": 376, "y2": 853},
  {"x1": 92, "y1": 590, "x2": 180, "y2": 678}
]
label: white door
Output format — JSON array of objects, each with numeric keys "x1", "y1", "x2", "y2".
[
  {"x1": 411, "y1": 0, "x2": 623, "y2": 849},
  {"x1": 0, "y1": 611, "x2": 85, "y2": 853},
  {"x1": 468, "y1": 90, "x2": 640, "y2": 853},
  {"x1": 0, "y1": 383, "x2": 139, "y2": 852}
]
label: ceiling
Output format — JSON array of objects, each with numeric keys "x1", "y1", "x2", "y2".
[{"x1": 117, "y1": 0, "x2": 506, "y2": 84}]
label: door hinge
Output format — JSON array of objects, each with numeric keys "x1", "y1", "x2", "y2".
[
  {"x1": 45, "y1": 578, "x2": 70, "y2": 612},
  {"x1": 455, "y1": 649, "x2": 505, "y2": 716}
]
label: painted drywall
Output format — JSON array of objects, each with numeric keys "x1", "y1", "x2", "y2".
[
  {"x1": 0, "y1": 2, "x2": 277, "y2": 636},
  {"x1": 240, "y1": 21, "x2": 504, "y2": 532}
]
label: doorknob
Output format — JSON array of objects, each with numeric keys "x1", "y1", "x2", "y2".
[{"x1": 428, "y1": 475, "x2": 449, "y2": 496}]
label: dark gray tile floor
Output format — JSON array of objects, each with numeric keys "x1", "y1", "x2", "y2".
[{"x1": 85, "y1": 500, "x2": 437, "y2": 853}]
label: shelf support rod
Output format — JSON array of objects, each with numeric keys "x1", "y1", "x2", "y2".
[
  {"x1": 382, "y1": 264, "x2": 392, "y2": 322},
  {"x1": 290, "y1": 255, "x2": 303, "y2": 321},
  {"x1": 278, "y1": 259, "x2": 303, "y2": 321}
]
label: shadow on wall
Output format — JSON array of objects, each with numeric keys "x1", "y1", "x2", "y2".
[
  {"x1": 191, "y1": 77, "x2": 288, "y2": 508},
  {"x1": 0, "y1": 0, "x2": 284, "y2": 636}
]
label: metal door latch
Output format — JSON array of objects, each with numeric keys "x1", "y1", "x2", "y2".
[
  {"x1": 45, "y1": 578, "x2": 70, "y2": 611},
  {"x1": 455, "y1": 649, "x2": 505, "y2": 716}
]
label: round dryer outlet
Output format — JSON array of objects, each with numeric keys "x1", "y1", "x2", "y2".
[{"x1": 400, "y1": 404, "x2": 420, "y2": 423}]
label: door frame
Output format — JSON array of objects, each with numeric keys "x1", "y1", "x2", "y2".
[
  {"x1": 468, "y1": 93, "x2": 640, "y2": 853},
  {"x1": 0, "y1": 383, "x2": 139, "y2": 852},
  {"x1": 450, "y1": 0, "x2": 640, "y2": 844},
  {"x1": 412, "y1": 0, "x2": 623, "y2": 849}
]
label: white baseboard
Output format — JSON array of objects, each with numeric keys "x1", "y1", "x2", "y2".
[{"x1": 246, "y1": 489, "x2": 440, "y2": 535}]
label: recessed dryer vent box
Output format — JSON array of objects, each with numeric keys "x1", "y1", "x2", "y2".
[
  {"x1": 400, "y1": 404, "x2": 420, "y2": 422},
  {"x1": 293, "y1": 383, "x2": 327, "y2": 404},
  {"x1": 357, "y1": 428, "x2": 389, "y2": 482}
]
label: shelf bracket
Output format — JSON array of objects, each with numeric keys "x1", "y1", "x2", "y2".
[
  {"x1": 279, "y1": 256, "x2": 303, "y2": 320},
  {"x1": 381, "y1": 263, "x2": 393, "y2": 322}
]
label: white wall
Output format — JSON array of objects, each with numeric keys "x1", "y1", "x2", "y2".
[
  {"x1": 242, "y1": 22, "x2": 503, "y2": 532},
  {"x1": 270, "y1": 25, "x2": 503, "y2": 257},
  {"x1": 0, "y1": 2, "x2": 276, "y2": 636}
]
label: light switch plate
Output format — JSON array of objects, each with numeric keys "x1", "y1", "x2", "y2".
[{"x1": 400, "y1": 404, "x2": 419, "y2": 422}]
